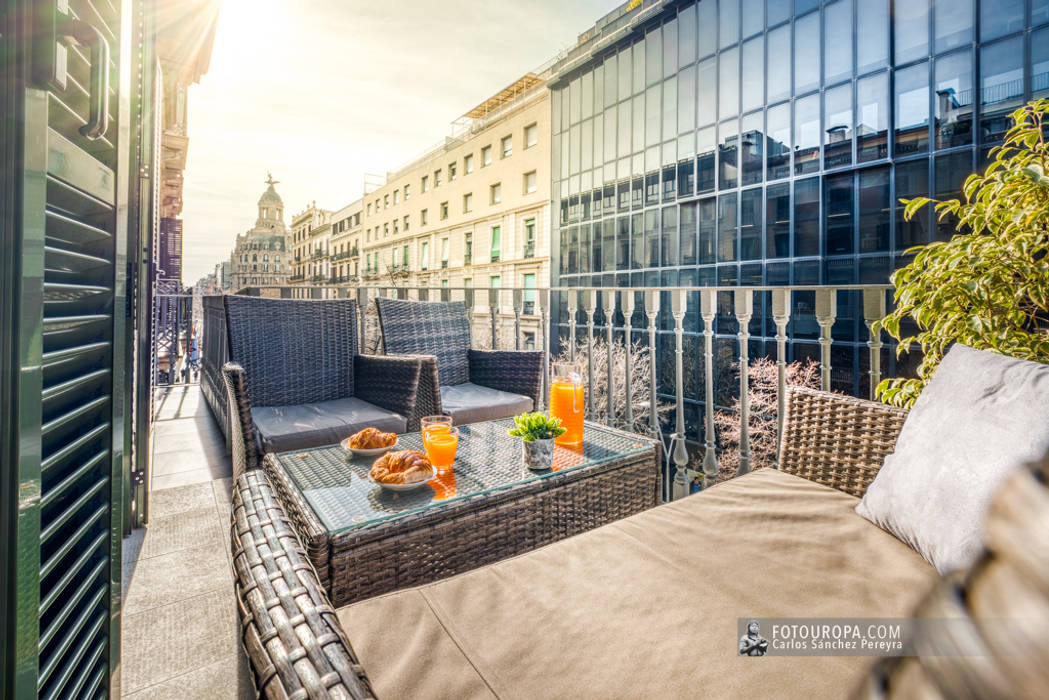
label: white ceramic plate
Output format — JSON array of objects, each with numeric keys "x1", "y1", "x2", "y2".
[
  {"x1": 372, "y1": 470, "x2": 435, "y2": 492},
  {"x1": 340, "y1": 437, "x2": 397, "y2": 458}
]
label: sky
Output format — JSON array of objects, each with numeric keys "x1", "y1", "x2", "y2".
[{"x1": 180, "y1": 0, "x2": 619, "y2": 284}]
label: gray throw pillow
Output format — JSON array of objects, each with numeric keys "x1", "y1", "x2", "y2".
[{"x1": 856, "y1": 344, "x2": 1049, "y2": 574}]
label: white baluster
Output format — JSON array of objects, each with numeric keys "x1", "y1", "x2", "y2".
[
  {"x1": 734, "y1": 289, "x2": 754, "y2": 476},
  {"x1": 700, "y1": 289, "x2": 718, "y2": 489}
]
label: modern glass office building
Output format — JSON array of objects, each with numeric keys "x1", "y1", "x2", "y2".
[
  {"x1": 549, "y1": 0, "x2": 1049, "y2": 396},
  {"x1": 549, "y1": 0, "x2": 1048, "y2": 404}
]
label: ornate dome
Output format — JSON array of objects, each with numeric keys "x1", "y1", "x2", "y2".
[{"x1": 258, "y1": 172, "x2": 283, "y2": 207}]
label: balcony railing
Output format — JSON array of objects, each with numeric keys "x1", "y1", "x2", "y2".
[
  {"x1": 310, "y1": 274, "x2": 325, "y2": 282},
  {"x1": 311, "y1": 250, "x2": 325, "y2": 260},
  {"x1": 288, "y1": 274, "x2": 305, "y2": 282},
  {"x1": 229, "y1": 283, "x2": 896, "y2": 502},
  {"x1": 464, "y1": 253, "x2": 472, "y2": 265},
  {"x1": 441, "y1": 260, "x2": 448, "y2": 269},
  {"x1": 524, "y1": 243, "x2": 535, "y2": 258}
]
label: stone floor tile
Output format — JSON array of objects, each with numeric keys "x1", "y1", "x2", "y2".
[
  {"x1": 122, "y1": 651, "x2": 255, "y2": 700},
  {"x1": 148, "y1": 482, "x2": 216, "y2": 520},
  {"x1": 122, "y1": 589, "x2": 238, "y2": 695},
  {"x1": 138, "y1": 506, "x2": 223, "y2": 560},
  {"x1": 150, "y1": 469, "x2": 216, "y2": 490},
  {"x1": 124, "y1": 543, "x2": 231, "y2": 615}
]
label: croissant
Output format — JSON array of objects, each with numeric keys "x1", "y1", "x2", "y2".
[
  {"x1": 370, "y1": 449, "x2": 434, "y2": 485},
  {"x1": 348, "y1": 427, "x2": 397, "y2": 449}
]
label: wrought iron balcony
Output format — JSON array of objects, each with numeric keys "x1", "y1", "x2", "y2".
[
  {"x1": 523, "y1": 243, "x2": 535, "y2": 258},
  {"x1": 464, "y1": 253, "x2": 472, "y2": 265},
  {"x1": 311, "y1": 249, "x2": 325, "y2": 260},
  {"x1": 227, "y1": 282, "x2": 894, "y2": 502}
]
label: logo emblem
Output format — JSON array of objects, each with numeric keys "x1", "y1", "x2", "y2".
[{"x1": 739, "y1": 620, "x2": 769, "y2": 656}]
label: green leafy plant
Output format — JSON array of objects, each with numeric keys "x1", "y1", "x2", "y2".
[
  {"x1": 875, "y1": 100, "x2": 1049, "y2": 408},
  {"x1": 507, "y1": 412, "x2": 567, "y2": 442}
]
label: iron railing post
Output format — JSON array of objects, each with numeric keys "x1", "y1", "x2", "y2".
[
  {"x1": 621, "y1": 290, "x2": 636, "y2": 429},
  {"x1": 863, "y1": 289, "x2": 886, "y2": 401},
  {"x1": 734, "y1": 289, "x2": 754, "y2": 476},
  {"x1": 513, "y1": 287, "x2": 523, "y2": 351},
  {"x1": 489, "y1": 287, "x2": 499, "y2": 349},
  {"x1": 540, "y1": 288, "x2": 550, "y2": 410},
  {"x1": 771, "y1": 288, "x2": 791, "y2": 450},
  {"x1": 585, "y1": 289, "x2": 597, "y2": 420},
  {"x1": 605, "y1": 289, "x2": 616, "y2": 424},
  {"x1": 815, "y1": 289, "x2": 837, "y2": 392},
  {"x1": 671, "y1": 289, "x2": 689, "y2": 500},
  {"x1": 700, "y1": 289, "x2": 718, "y2": 489},
  {"x1": 568, "y1": 291, "x2": 578, "y2": 363}
]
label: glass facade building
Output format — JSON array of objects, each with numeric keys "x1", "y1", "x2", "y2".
[{"x1": 550, "y1": 0, "x2": 1049, "y2": 404}]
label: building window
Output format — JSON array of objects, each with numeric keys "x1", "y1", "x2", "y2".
[
  {"x1": 393, "y1": 218, "x2": 399, "y2": 234},
  {"x1": 490, "y1": 182, "x2": 502, "y2": 204},
  {"x1": 422, "y1": 175, "x2": 429, "y2": 192},
  {"x1": 421, "y1": 241, "x2": 429, "y2": 269},
  {"x1": 523, "y1": 273, "x2": 536, "y2": 315},
  {"x1": 464, "y1": 232, "x2": 473, "y2": 262},
  {"x1": 384, "y1": 194, "x2": 390, "y2": 209},
  {"x1": 441, "y1": 237, "x2": 449, "y2": 265},
  {"x1": 393, "y1": 189, "x2": 400, "y2": 205},
  {"x1": 440, "y1": 202, "x2": 449, "y2": 219},
  {"x1": 524, "y1": 123, "x2": 538, "y2": 149},
  {"x1": 481, "y1": 145, "x2": 492, "y2": 166},
  {"x1": 523, "y1": 171, "x2": 537, "y2": 194},
  {"x1": 501, "y1": 135, "x2": 512, "y2": 158},
  {"x1": 449, "y1": 162, "x2": 457, "y2": 180},
  {"x1": 435, "y1": 169, "x2": 443, "y2": 187},
  {"x1": 383, "y1": 223, "x2": 389, "y2": 236},
  {"x1": 463, "y1": 192, "x2": 473, "y2": 213},
  {"x1": 524, "y1": 218, "x2": 536, "y2": 256},
  {"x1": 490, "y1": 226, "x2": 501, "y2": 261},
  {"x1": 490, "y1": 275, "x2": 501, "y2": 290},
  {"x1": 421, "y1": 209, "x2": 428, "y2": 225},
  {"x1": 464, "y1": 153, "x2": 474, "y2": 173},
  {"x1": 403, "y1": 215, "x2": 409, "y2": 231},
  {"x1": 404, "y1": 184, "x2": 411, "y2": 199}
]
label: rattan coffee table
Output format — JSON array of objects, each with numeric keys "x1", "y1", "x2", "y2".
[{"x1": 261, "y1": 418, "x2": 661, "y2": 606}]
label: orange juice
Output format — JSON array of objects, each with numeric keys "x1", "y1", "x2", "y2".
[
  {"x1": 425, "y1": 430, "x2": 458, "y2": 469},
  {"x1": 550, "y1": 380, "x2": 584, "y2": 445},
  {"x1": 422, "y1": 423, "x2": 451, "y2": 451}
]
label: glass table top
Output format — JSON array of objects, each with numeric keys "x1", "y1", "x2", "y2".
[{"x1": 269, "y1": 418, "x2": 652, "y2": 535}]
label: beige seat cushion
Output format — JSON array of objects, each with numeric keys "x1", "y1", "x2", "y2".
[{"x1": 338, "y1": 469, "x2": 937, "y2": 699}]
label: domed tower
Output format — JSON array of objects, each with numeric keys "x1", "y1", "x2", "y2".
[{"x1": 256, "y1": 172, "x2": 285, "y2": 229}]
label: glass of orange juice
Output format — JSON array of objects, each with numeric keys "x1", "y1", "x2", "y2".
[
  {"x1": 425, "y1": 427, "x2": 459, "y2": 470},
  {"x1": 421, "y1": 415, "x2": 452, "y2": 449},
  {"x1": 549, "y1": 361, "x2": 584, "y2": 445}
]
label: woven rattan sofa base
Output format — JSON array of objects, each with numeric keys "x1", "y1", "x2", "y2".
[
  {"x1": 232, "y1": 471, "x2": 376, "y2": 700},
  {"x1": 263, "y1": 428, "x2": 660, "y2": 607}
]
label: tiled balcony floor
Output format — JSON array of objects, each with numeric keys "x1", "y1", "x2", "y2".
[{"x1": 121, "y1": 385, "x2": 254, "y2": 699}]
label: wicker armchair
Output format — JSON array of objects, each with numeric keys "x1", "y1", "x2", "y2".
[
  {"x1": 374, "y1": 297, "x2": 543, "y2": 425},
  {"x1": 222, "y1": 296, "x2": 427, "y2": 479},
  {"x1": 232, "y1": 388, "x2": 1049, "y2": 698}
]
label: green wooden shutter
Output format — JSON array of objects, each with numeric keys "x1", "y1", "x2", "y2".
[{"x1": 4, "y1": 0, "x2": 129, "y2": 697}]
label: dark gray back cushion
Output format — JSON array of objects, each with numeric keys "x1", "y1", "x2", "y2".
[
  {"x1": 375, "y1": 297, "x2": 470, "y2": 386},
  {"x1": 225, "y1": 295, "x2": 358, "y2": 406}
]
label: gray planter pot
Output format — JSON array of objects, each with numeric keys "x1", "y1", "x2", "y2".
[{"x1": 522, "y1": 438, "x2": 555, "y2": 470}]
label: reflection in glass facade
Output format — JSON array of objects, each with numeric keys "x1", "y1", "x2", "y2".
[{"x1": 551, "y1": 0, "x2": 1048, "y2": 404}]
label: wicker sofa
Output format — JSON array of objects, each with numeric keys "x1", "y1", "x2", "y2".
[
  {"x1": 217, "y1": 296, "x2": 437, "y2": 479},
  {"x1": 374, "y1": 297, "x2": 543, "y2": 424},
  {"x1": 228, "y1": 386, "x2": 1049, "y2": 699}
]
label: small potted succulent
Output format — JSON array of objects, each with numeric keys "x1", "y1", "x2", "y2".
[{"x1": 508, "y1": 412, "x2": 566, "y2": 470}]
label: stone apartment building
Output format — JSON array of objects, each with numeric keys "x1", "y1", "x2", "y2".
[
  {"x1": 289, "y1": 202, "x2": 332, "y2": 297},
  {"x1": 360, "y1": 71, "x2": 552, "y2": 348},
  {"x1": 228, "y1": 176, "x2": 293, "y2": 291},
  {"x1": 330, "y1": 200, "x2": 363, "y2": 284}
]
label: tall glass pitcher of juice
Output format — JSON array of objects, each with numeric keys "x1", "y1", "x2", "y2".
[{"x1": 549, "y1": 361, "x2": 584, "y2": 445}]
